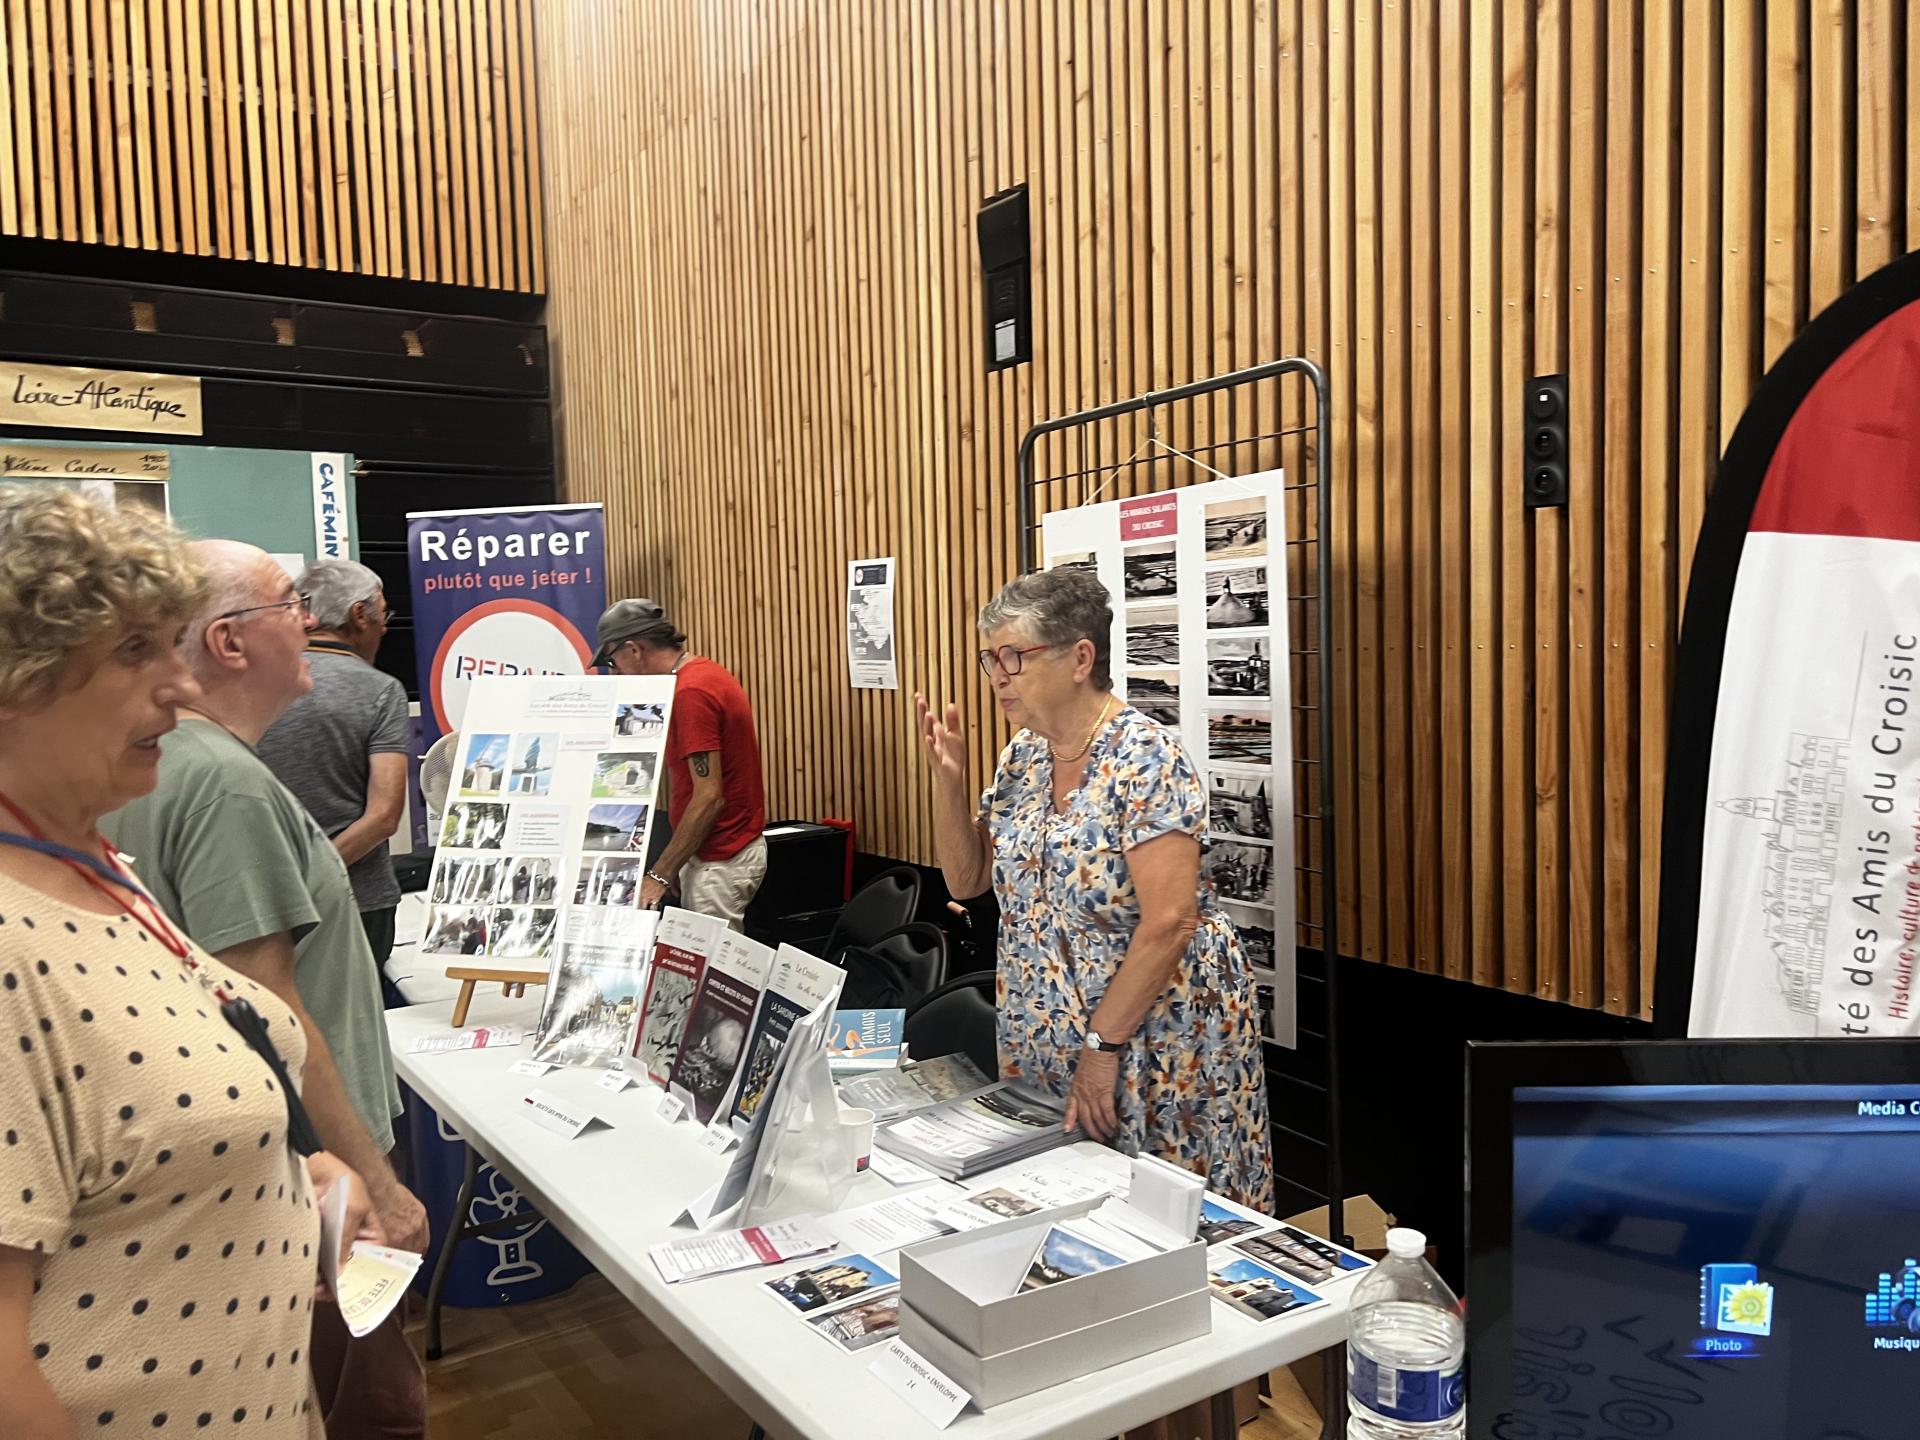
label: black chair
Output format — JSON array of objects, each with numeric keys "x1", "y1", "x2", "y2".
[
  {"x1": 864, "y1": 922, "x2": 949, "y2": 1008},
  {"x1": 902, "y1": 969, "x2": 998, "y2": 1078},
  {"x1": 821, "y1": 865, "x2": 921, "y2": 965}
]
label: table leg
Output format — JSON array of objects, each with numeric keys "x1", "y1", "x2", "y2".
[
  {"x1": 1208, "y1": 1388, "x2": 1239, "y2": 1440},
  {"x1": 423, "y1": 1142, "x2": 481, "y2": 1361},
  {"x1": 450, "y1": 979, "x2": 477, "y2": 1028}
]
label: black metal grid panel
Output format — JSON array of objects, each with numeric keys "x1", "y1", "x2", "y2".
[{"x1": 1013, "y1": 359, "x2": 1344, "y2": 1248}]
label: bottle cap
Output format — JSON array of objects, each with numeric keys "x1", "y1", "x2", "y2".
[{"x1": 1385, "y1": 1227, "x2": 1426, "y2": 1259}]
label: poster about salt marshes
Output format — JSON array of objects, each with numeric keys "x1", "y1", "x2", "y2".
[
  {"x1": 422, "y1": 674, "x2": 675, "y2": 992},
  {"x1": 1691, "y1": 530, "x2": 1920, "y2": 1038},
  {"x1": 1040, "y1": 469, "x2": 1297, "y2": 1047}
]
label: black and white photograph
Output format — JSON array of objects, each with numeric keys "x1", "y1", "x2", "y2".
[
  {"x1": 1204, "y1": 496, "x2": 1268, "y2": 560},
  {"x1": 582, "y1": 802, "x2": 649, "y2": 852},
  {"x1": 441, "y1": 801, "x2": 509, "y2": 850},
  {"x1": 457, "y1": 732, "x2": 509, "y2": 797},
  {"x1": 496, "y1": 856, "x2": 559, "y2": 905},
  {"x1": 591, "y1": 750, "x2": 658, "y2": 800},
  {"x1": 634, "y1": 968, "x2": 699, "y2": 1078},
  {"x1": 1127, "y1": 669, "x2": 1181, "y2": 727},
  {"x1": 1207, "y1": 709, "x2": 1272, "y2": 763},
  {"x1": 614, "y1": 703, "x2": 666, "y2": 739},
  {"x1": 672, "y1": 1006, "x2": 750, "y2": 1116},
  {"x1": 1209, "y1": 841, "x2": 1275, "y2": 907},
  {"x1": 424, "y1": 905, "x2": 491, "y2": 957},
  {"x1": 534, "y1": 959, "x2": 646, "y2": 1067},
  {"x1": 1047, "y1": 550, "x2": 1096, "y2": 575},
  {"x1": 575, "y1": 855, "x2": 645, "y2": 907},
  {"x1": 431, "y1": 855, "x2": 505, "y2": 906},
  {"x1": 1125, "y1": 604, "x2": 1179, "y2": 666},
  {"x1": 1204, "y1": 565, "x2": 1269, "y2": 629},
  {"x1": 1210, "y1": 772, "x2": 1274, "y2": 841},
  {"x1": 1207, "y1": 635, "x2": 1271, "y2": 698},
  {"x1": 1122, "y1": 542, "x2": 1177, "y2": 600},
  {"x1": 506, "y1": 732, "x2": 558, "y2": 796},
  {"x1": 1225, "y1": 902, "x2": 1278, "y2": 971},
  {"x1": 487, "y1": 906, "x2": 559, "y2": 961}
]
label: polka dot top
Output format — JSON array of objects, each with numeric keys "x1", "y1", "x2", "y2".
[{"x1": 0, "y1": 870, "x2": 324, "y2": 1437}]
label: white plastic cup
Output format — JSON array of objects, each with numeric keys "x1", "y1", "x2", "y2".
[{"x1": 837, "y1": 1106, "x2": 876, "y2": 1175}]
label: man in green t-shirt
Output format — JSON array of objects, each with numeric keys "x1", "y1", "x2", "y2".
[{"x1": 103, "y1": 540, "x2": 426, "y2": 1434}]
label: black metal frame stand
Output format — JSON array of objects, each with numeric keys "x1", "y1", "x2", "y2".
[{"x1": 1016, "y1": 358, "x2": 1346, "y2": 1438}]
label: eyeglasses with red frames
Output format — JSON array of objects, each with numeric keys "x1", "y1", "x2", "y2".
[{"x1": 976, "y1": 642, "x2": 1066, "y2": 677}]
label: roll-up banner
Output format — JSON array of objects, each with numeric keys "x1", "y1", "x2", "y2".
[
  {"x1": 1657, "y1": 252, "x2": 1920, "y2": 1039},
  {"x1": 406, "y1": 503, "x2": 608, "y2": 748}
]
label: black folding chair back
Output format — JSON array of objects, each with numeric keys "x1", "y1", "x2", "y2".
[{"x1": 902, "y1": 969, "x2": 998, "y2": 1079}]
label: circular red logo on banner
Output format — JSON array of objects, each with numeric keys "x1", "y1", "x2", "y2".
[{"x1": 428, "y1": 598, "x2": 594, "y2": 735}]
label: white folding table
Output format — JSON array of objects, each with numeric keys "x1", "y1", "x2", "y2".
[{"x1": 389, "y1": 991, "x2": 1347, "y2": 1440}]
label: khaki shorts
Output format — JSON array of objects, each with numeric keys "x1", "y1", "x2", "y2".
[{"x1": 679, "y1": 835, "x2": 769, "y2": 932}]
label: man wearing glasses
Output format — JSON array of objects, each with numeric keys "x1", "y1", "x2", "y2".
[
  {"x1": 104, "y1": 541, "x2": 427, "y2": 1437},
  {"x1": 259, "y1": 558, "x2": 412, "y2": 967}
]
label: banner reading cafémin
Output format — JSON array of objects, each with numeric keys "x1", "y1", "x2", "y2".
[
  {"x1": 1657, "y1": 251, "x2": 1920, "y2": 1039},
  {"x1": 407, "y1": 503, "x2": 607, "y2": 745}
]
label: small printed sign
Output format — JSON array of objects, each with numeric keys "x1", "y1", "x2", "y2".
[{"x1": 871, "y1": 1339, "x2": 969, "y2": 1428}]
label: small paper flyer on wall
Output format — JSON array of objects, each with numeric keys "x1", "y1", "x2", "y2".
[
  {"x1": 421, "y1": 674, "x2": 675, "y2": 999},
  {"x1": 847, "y1": 557, "x2": 898, "y2": 690},
  {"x1": 1039, "y1": 470, "x2": 1298, "y2": 1048}
]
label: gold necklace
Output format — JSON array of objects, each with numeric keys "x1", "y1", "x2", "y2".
[{"x1": 1049, "y1": 696, "x2": 1113, "y2": 764}]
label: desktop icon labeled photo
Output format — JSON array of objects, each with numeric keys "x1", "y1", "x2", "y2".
[{"x1": 1698, "y1": 1262, "x2": 1773, "y2": 1346}]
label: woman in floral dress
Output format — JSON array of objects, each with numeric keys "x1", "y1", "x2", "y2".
[{"x1": 916, "y1": 567, "x2": 1274, "y2": 1211}]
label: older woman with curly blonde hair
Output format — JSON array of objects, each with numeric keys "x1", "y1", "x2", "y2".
[{"x1": 0, "y1": 487, "x2": 369, "y2": 1439}]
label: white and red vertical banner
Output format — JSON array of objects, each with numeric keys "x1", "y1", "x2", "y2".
[{"x1": 1659, "y1": 253, "x2": 1920, "y2": 1038}]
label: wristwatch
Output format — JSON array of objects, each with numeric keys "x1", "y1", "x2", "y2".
[{"x1": 1083, "y1": 1029, "x2": 1125, "y2": 1053}]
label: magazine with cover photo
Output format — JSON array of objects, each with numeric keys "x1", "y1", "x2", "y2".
[
  {"x1": 669, "y1": 929, "x2": 776, "y2": 1124},
  {"x1": 531, "y1": 907, "x2": 657, "y2": 1068},
  {"x1": 873, "y1": 1081, "x2": 1077, "y2": 1180},
  {"x1": 836, "y1": 1051, "x2": 992, "y2": 1121},
  {"x1": 729, "y1": 945, "x2": 846, "y2": 1128},
  {"x1": 631, "y1": 907, "x2": 726, "y2": 1085}
]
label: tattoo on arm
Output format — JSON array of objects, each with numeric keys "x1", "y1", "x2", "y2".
[{"x1": 690, "y1": 752, "x2": 711, "y2": 778}]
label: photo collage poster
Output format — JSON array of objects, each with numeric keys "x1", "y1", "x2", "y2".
[
  {"x1": 421, "y1": 673, "x2": 675, "y2": 985},
  {"x1": 1041, "y1": 469, "x2": 1298, "y2": 1047}
]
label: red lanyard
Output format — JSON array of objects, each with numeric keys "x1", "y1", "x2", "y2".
[{"x1": 0, "y1": 790, "x2": 201, "y2": 971}]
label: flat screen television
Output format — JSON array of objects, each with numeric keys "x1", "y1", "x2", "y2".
[{"x1": 1466, "y1": 1038, "x2": 1920, "y2": 1440}]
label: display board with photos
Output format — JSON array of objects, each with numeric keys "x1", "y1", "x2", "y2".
[
  {"x1": 420, "y1": 674, "x2": 675, "y2": 987},
  {"x1": 1041, "y1": 470, "x2": 1297, "y2": 1046}
]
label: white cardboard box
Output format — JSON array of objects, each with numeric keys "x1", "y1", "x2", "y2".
[{"x1": 895, "y1": 1199, "x2": 1210, "y2": 1406}]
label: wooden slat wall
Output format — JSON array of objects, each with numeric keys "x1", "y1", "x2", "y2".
[
  {"x1": 541, "y1": 1, "x2": 1912, "y2": 1018},
  {"x1": 0, "y1": 0, "x2": 543, "y2": 290}
]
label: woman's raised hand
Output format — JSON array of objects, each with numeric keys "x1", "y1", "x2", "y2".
[{"x1": 915, "y1": 693, "x2": 969, "y2": 793}]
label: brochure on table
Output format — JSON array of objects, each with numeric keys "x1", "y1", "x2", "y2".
[
  {"x1": 421, "y1": 675, "x2": 674, "y2": 981},
  {"x1": 1041, "y1": 469, "x2": 1297, "y2": 1047}
]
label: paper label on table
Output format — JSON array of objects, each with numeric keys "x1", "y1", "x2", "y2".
[
  {"x1": 657, "y1": 1093, "x2": 687, "y2": 1124},
  {"x1": 867, "y1": 1147, "x2": 940, "y2": 1188},
  {"x1": 701, "y1": 1125, "x2": 739, "y2": 1154},
  {"x1": 599, "y1": 1069, "x2": 636, "y2": 1092},
  {"x1": 509, "y1": 1059, "x2": 554, "y2": 1078},
  {"x1": 522, "y1": 1088, "x2": 594, "y2": 1139},
  {"x1": 335, "y1": 1243, "x2": 425, "y2": 1338},
  {"x1": 410, "y1": 1024, "x2": 524, "y2": 1055},
  {"x1": 871, "y1": 1339, "x2": 969, "y2": 1428}
]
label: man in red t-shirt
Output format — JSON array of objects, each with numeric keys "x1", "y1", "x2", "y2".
[{"x1": 593, "y1": 598, "x2": 768, "y2": 929}]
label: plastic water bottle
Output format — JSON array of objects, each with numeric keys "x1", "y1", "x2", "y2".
[{"x1": 1345, "y1": 1228, "x2": 1465, "y2": 1438}]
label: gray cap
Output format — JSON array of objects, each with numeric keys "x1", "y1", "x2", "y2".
[{"x1": 591, "y1": 598, "x2": 675, "y2": 668}]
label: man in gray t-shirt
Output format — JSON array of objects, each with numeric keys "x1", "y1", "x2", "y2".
[{"x1": 258, "y1": 559, "x2": 412, "y2": 965}]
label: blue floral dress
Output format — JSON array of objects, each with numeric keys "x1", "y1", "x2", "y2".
[{"x1": 980, "y1": 705, "x2": 1275, "y2": 1211}]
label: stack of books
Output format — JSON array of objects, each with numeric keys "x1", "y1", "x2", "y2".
[{"x1": 873, "y1": 1082, "x2": 1078, "y2": 1181}]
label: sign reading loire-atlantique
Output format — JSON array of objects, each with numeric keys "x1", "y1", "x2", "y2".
[
  {"x1": 0, "y1": 361, "x2": 203, "y2": 435},
  {"x1": 405, "y1": 503, "x2": 608, "y2": 744},
  {"x1": 1657, "y1": 249, "x2": 1920, "y2": 1039}
]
